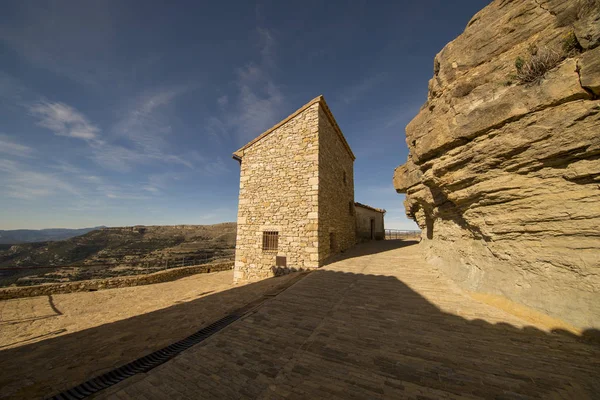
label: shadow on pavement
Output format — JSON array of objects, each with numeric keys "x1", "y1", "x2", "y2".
[{"x1": 0, "y1": 243, "x2": 599, "y2": 399}]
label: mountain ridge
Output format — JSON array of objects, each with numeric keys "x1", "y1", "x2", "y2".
[
  {"x1": 0, "y1": 223, "x2": 237, "y2": 287},
  {"x1": 0, "y1": 227, "x2": 107, "y2": 244}
]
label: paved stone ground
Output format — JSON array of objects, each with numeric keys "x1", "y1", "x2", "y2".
[
  {"x1": 93, "y1": 240, "x2": 600, "y2": 399},
  {"x1": 0, "y1": 270, "x2": 299, "y2": 399}
]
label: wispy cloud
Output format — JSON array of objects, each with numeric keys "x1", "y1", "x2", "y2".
[
  {"x1": 0, "y1": 159, "x2": 81, "y2": 200},
  {"x1": 0, "y1": 1, "x2": 119, "y2": 89},
  {"x1": 217, "y1": 95, "x2": 228, "y2": 107},
  {"x1": 101, "y1": 186, "x2": 151, "y2": 201},
  {"x1": 140, "y1": 172, "x2": 180, "y2": 194},
  {"x1": 383, "y1": 104, "x2": 422, "y2": 129},
  {"x1": 105, "y1": 87, "x2": 195, "y2": 170},
  {"x1": 194, "y1": 207, "x2": 237, "y2": 223},
  {"x1": 195, "y1": 155, "x2": 228, "y2": 176},
  {"x1": 337, "y1": 72, "x2": 387, "y2": 105},
  {"x1": 29, "y1": 101, "x2": 102, "y2": 142},
  {"x1": 208, "y1": 27, "x2": 286, "y2": 145},
  {"x1": 0, "y1": 72, "x2": 32, "y2": 107},
  {"x1": 26, "y1": 93, "x2": 205, "y2": 173},
  {"x1": 0, "y1": 134, "x2": 35, "y2": 157}
]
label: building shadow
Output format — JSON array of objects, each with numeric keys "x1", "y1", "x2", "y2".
[{"x1": 0, "y1": 267, "x2": 599, "y2": 399}]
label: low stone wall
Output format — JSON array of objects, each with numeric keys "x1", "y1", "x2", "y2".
[{"x1": 0, "y1": 261, "x2": 234, "y2": 300}]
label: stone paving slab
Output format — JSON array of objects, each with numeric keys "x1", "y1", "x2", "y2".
[
  {"x1": 0, "y1": 270, "x2": 299, "y2": 399},
  {"x1": 94, "y1": 241, "x2": 600, "y2": 399}
]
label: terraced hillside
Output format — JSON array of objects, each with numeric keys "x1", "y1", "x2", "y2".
[{"x1": 0, "y1": 223, "x2": 236, "y2": 287}]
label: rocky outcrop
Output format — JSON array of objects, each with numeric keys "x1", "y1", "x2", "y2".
[{"x1": 394, "y1": 0, "x2": 600, "y2": 328}]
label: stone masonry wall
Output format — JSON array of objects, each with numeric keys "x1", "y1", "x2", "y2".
[
  {"x1": 234, "y1": 104, "x2": 320, "y2": 282},
  {"x1": 355, "y1": 207, "x2": 385, "y2": 242},
  {"x1": 317, "y1": 106, "x2": 355, "y2": 262},
  {"x1": 0, "y1": 261, "x2": 233, "y2": 300}
]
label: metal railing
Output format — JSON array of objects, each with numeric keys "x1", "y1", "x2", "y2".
[{"x1": 384, "y1": 229, "x2": 421, "y2": 240}]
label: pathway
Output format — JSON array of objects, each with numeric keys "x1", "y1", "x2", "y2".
[
  {"x1": 94, "y1": 240, "x2": 600, "y2": 399},
  {"x1": 0, "y1": 270, "x2": 298, "y2": 399}
]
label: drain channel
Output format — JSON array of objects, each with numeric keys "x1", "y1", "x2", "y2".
[
  {"x1": 48, "y1": 313, "x2": 241, "y2": 400},
  {"x1": 48, "y1": 271, "x2": 309, "y2": 400}
]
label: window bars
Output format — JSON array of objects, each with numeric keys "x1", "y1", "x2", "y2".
[{"x1": 262, "y1": 231, "x2": 279, "y2": 251}]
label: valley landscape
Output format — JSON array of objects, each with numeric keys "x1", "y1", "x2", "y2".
[{"x1": 0, "y1": 223, "x2": 236, "y2": 287}]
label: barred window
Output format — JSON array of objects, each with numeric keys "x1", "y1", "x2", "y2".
[{"x1": 262, "y1": 231, "x2": 279, "y2": 251}]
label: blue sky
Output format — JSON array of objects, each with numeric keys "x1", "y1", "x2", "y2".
[{"x1": 0, "y1": 0, "x2": 488, "y2": 230}]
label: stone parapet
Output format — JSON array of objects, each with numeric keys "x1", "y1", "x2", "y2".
[{"x1": 0, "y1": 261, "x2": 233, "y2": 300}]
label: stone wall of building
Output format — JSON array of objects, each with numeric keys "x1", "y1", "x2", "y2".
[
  {"x1": 317, "y1": 106, "x2": 356, "y2": 262},
  {"x1": 233, "y1": 104, "x2": 320, "y2": 283},
  {"x1": 355, "y1": 206, "x2": 385, "y2": 242}
]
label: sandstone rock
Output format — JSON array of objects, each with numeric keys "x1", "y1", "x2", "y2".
[
  {"x1": 394, "y1": 0, "x2": 600, "y2": 329},
  {"x1": 393, "y1": 155, "x2": 422, "y2": 192},
  {"x1": 567, "y1": 0, "x2": 600, "y2": 49},
  {"x1": 579, "y1": 45, "x2": 600, "y2": 95}
]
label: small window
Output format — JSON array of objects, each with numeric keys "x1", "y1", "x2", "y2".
[
  {"x1": 343, "y1": 171, "x2": 347, "y2": 185},
  {"x1": 262, "y1": 231, "x2": 279, "y2": 251},
  {"x1": 349, "y1": 201, "x2": 354, "y2": 216},
  {"x1": 330, "y1": 232, "x2": 336, "y2": 251}
]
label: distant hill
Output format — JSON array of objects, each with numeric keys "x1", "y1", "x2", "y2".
[
  {"x1": 0, "y1": 227, "x2": 106, "y2": 244},
  {"x1": 0, "y1": 223, "x2": 237, "y2": 287}
]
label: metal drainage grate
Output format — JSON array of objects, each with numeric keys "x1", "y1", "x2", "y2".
[{"x1": 48, "y1": 313, "x2": 241, "y2": 400}]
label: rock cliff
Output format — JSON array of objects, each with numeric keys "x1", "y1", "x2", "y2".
[{"x1": 394, "y1": 0, "x2": 600, "y2": 328}]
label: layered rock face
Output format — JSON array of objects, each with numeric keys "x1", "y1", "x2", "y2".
[{"x1": 394, "y1": 0, "x2": 600, "y2": 328}]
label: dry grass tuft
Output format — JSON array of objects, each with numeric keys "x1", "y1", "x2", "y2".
[{"x1": 514, "y1": 47, "x2": 563, "y2": 84}]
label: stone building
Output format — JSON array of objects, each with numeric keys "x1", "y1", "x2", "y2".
[
  {"x1": 354, "y1": 202, "x2": 386, "y2": 241},
  {"x1": 232, "y1": 95, "x2": 381, "y2": 283}
]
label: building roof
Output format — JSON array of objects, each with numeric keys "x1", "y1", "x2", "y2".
[
  {"x1": 354, "y1": 202, "x2": 386, "y2": 214},
  {"x1": 232, "y1": 95, "x2": 355, "y2": 161}
]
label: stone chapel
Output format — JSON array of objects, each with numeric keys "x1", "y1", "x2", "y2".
[{"x1": 232, "y1": 95, "x2": 384, "y2": 283}]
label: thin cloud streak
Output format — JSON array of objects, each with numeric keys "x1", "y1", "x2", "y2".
[
  {"x1": 0, "y1": 1, "x2": 119, "y2": 89},
  {"x1": 27, "y1": 95, "x2": 202, "y2": 173},
  {"x1": 208, "y1": 27, "x2": 286, "y2": 145},
  {"x1": 108, "y1": 86, "x2": 198, "y2": 170},
  {"x1": 0, "y1": 134, "x2": 35, "y2": 158},
  {"x1": 0, "y1": 159, "x2": 81, "y2": 200},
  {"x1": 338, "y1": 72, "x2": 388, "y2": 105},
  {"x1": 28, "y1": 101, "x2": 102, "y2": 143}
]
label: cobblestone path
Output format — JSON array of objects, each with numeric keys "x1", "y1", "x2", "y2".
[
  {"x1": 95, "y1": 241, "x2": 600, "y2": 399},
  {"x1": 0, "y1": 270, "x2": 298, "y2": 399}
]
